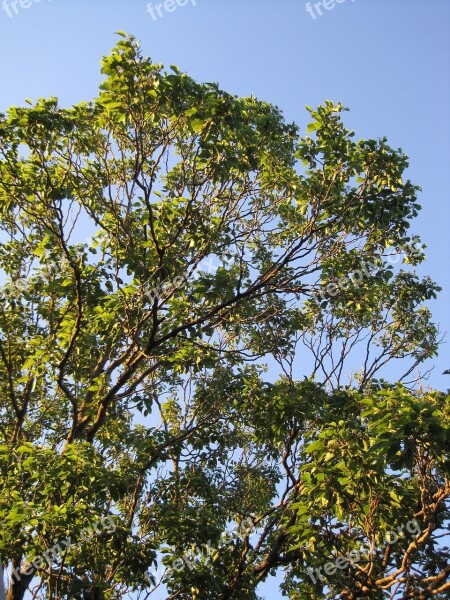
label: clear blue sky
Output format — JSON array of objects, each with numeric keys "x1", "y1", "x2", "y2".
[{"x1": 1, "y1": 0, "x2": 449, "y2": 596}]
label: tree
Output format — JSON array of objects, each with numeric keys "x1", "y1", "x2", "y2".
[
  {"x1": 0, "y1": 33, "x2": 445, "y2": 599},
  {"x1": 257, "y1": 381, "x2": 450, "y2": 599}
]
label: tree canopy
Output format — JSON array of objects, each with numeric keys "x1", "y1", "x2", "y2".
[{"x1": 0, "y1": 34, "x2": 447, "y2": 600}]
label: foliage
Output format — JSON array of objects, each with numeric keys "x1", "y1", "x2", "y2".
[{"x1": 0, "y1": 34, "x2": 445, "y2": 599}]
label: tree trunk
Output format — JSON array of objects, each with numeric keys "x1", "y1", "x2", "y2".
[
  {"x1": 0, "y1": 561, "x2": 6, "y2": 600},
  {"x1": 5, "y1": 560, "x2": 35, "y2": 600}
]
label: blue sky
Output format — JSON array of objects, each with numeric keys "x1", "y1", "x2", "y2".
[
  {"x1": 1, "y1": 0, "x2": 449, "y2": 386},
  {"x1": 1, "y1": 0, "x2": 449, "y2": 596}
]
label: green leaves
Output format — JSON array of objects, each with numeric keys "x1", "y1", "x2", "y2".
[
  {"x1": 306, "y1": 121, "x2": 321, "y2": 134},
  {"x1": 0, "y1": 35, "x2": 445, "y2": 600},
  {"x1": 280, "y1": 384, "x2": 450, "y2": 598}
]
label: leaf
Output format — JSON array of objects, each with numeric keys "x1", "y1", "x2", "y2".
[
  {"x1": 305, "y1": 440, "x2": 325, "y2": 453},
  {"x1": 191, "y1": 119, "x2": 204, "y2": 133},
  {"x1": 17, "y1": 444, "x2": 34, "y2": 454},
  {"x1": 306, "y1": 121, "x2": 321, "y2": 134}
]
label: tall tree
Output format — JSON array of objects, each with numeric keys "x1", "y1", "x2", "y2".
[{"x1": 0, "y1": 34, "x2": 444, "y2": 599}]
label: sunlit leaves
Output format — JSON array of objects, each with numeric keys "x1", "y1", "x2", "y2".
[{"x1": 0, "y1": 34, "x2": 445, "y2": 600}]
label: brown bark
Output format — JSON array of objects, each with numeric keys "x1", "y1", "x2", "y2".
[{"x1": 5, "y1": 560, "x2": 35, "y2": 600}]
